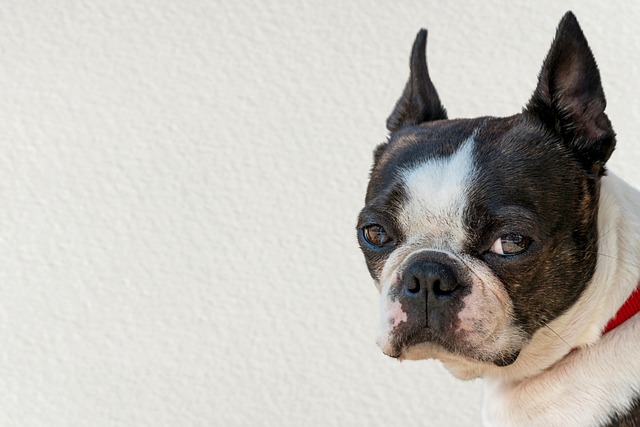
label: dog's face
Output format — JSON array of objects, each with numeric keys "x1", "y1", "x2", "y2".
[{"x1": 358, "y1": 13, "x2": 616, "y2": 373}]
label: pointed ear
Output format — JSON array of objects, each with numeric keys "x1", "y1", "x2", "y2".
[
  {"x1": 526, "y1": 12, "x2": 615, "y2": 174},
  {"x1": 386, "y1": 29, "x2": 447, "y2": 133}
]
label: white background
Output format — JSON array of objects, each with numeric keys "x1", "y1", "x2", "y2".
[{"x1": 2, "y1": 1, "x2": 640, "y2": 426}]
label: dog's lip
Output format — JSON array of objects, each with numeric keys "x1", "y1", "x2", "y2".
[
  {"x1": 382, "y1": 347, "x2": 401, "y2": 359},
  {"x1": 381, "y1": 332, "x2": 523, "y2": 367},
  {"x1": 378, "y1": 338, "x2": 403, "y2": 359},
  {"x1": 381, "y1": 328, "x2": 425, "y2": 359}
]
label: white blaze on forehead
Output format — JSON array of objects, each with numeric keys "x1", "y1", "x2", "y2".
[{"x1": 399, "y1": 135, "x2": 477, "y2": 249}]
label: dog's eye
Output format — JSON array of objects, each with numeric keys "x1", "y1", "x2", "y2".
[
  {"x1": 490, "y1": 233, "x2": 532, "y2": 256},
  {"x1": 362, "y1": 224, "x2": 391, "y2": 247}
]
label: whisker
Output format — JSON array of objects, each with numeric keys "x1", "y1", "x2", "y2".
[
  {"x1": 592, "y1": 224, "x2": 640, "y2": 270},
  {"x1": 543, "y1": 323, "x2": 572, "y2": 350},
  {"x1": 596, "y1": 252, "x2": 640, "y2": 271},
  {"x1": 597, "y1": 224, "x2": 618, "y2": 241}
]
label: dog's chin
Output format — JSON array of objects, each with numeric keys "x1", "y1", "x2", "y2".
[{"x1": 380, "y1": 338, "x2": 522, "y2": 378}]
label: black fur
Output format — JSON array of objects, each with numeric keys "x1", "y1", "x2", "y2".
[{"x1": 469, "y1": 116, "x2": 600, "y2": 336}]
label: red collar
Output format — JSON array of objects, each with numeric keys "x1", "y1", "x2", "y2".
[{"x1": 603, "y1": 281, "x2": 640, "y2": 334}]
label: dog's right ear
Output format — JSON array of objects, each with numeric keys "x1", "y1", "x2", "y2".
[{"x1": 386, "y1": 29, "x2": 447, "y2": 133}]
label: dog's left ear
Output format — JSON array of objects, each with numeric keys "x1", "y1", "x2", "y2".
[
  {"x1": 386, "y1": 29, "x2": 447, "y2": 133},
  {"x1": 526, "y1": 12, "x2": 616, "y2": 174}
]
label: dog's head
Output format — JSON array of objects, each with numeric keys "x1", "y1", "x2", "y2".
[{"x1": 357, "y1": 12, "x2": 616, "y2": 378}]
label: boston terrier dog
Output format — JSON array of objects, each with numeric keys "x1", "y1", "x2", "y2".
[{"x1": 357, "y1": 11, "x2": 640, "y2": 426}]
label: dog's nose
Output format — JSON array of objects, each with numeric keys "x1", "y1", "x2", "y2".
[
  {"x1": 397, "y1": 257, "x2": 464, "y2": 333},
  {"x1": 403, "y1": 261, "x2": 458, "y2": 298}
]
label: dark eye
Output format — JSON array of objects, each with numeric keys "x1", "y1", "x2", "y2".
[
  {"x1": 489, "y1": 233, "x2": 532, "y2": 256},
  {"x1": 362, "y1": 224, "x2": 392, "y2": 247}
]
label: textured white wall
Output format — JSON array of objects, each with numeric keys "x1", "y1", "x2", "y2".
[{"x1": 2, "y1": 1, "x2": 640, "y2": 426}]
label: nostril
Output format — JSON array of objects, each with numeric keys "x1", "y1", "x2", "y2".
[
  {"x1": 405, "y1": 277, "x2": 420, "y2": 295},
  {"x1": 432, "y1": 278, "x2": 458, "y2": 296},
  {"x1": 432, "y1": 279, "x2": 442, "y2": 295}
]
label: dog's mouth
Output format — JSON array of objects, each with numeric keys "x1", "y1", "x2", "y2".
[{"x1": 382, "y1": 329, "x2": 522, "y2": 367}]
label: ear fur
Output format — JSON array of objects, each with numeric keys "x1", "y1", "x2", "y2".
[
  {"x1": 526, "y1": 11, "x2": 616, "y2": 174},
  {"x1": 386, "y1": 29, "x2": 447, "y2": 133}
]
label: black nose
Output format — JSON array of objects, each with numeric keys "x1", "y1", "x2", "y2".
[{"x1": 403, "y1": 261, "x2": 458, "y2": 298}]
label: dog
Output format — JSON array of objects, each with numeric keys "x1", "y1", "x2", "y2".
[{"x1": 357, "y1": 11, "x2": 640, "y2": 426}]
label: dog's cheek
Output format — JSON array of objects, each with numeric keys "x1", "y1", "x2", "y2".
[{"x1": 454, "y1": 265, "x2": 523, "y2": 357}]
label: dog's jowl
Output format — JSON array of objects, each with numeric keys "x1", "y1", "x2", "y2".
[{"x1": 357, "y1": 11, "x2": 640, "y2": 427}]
